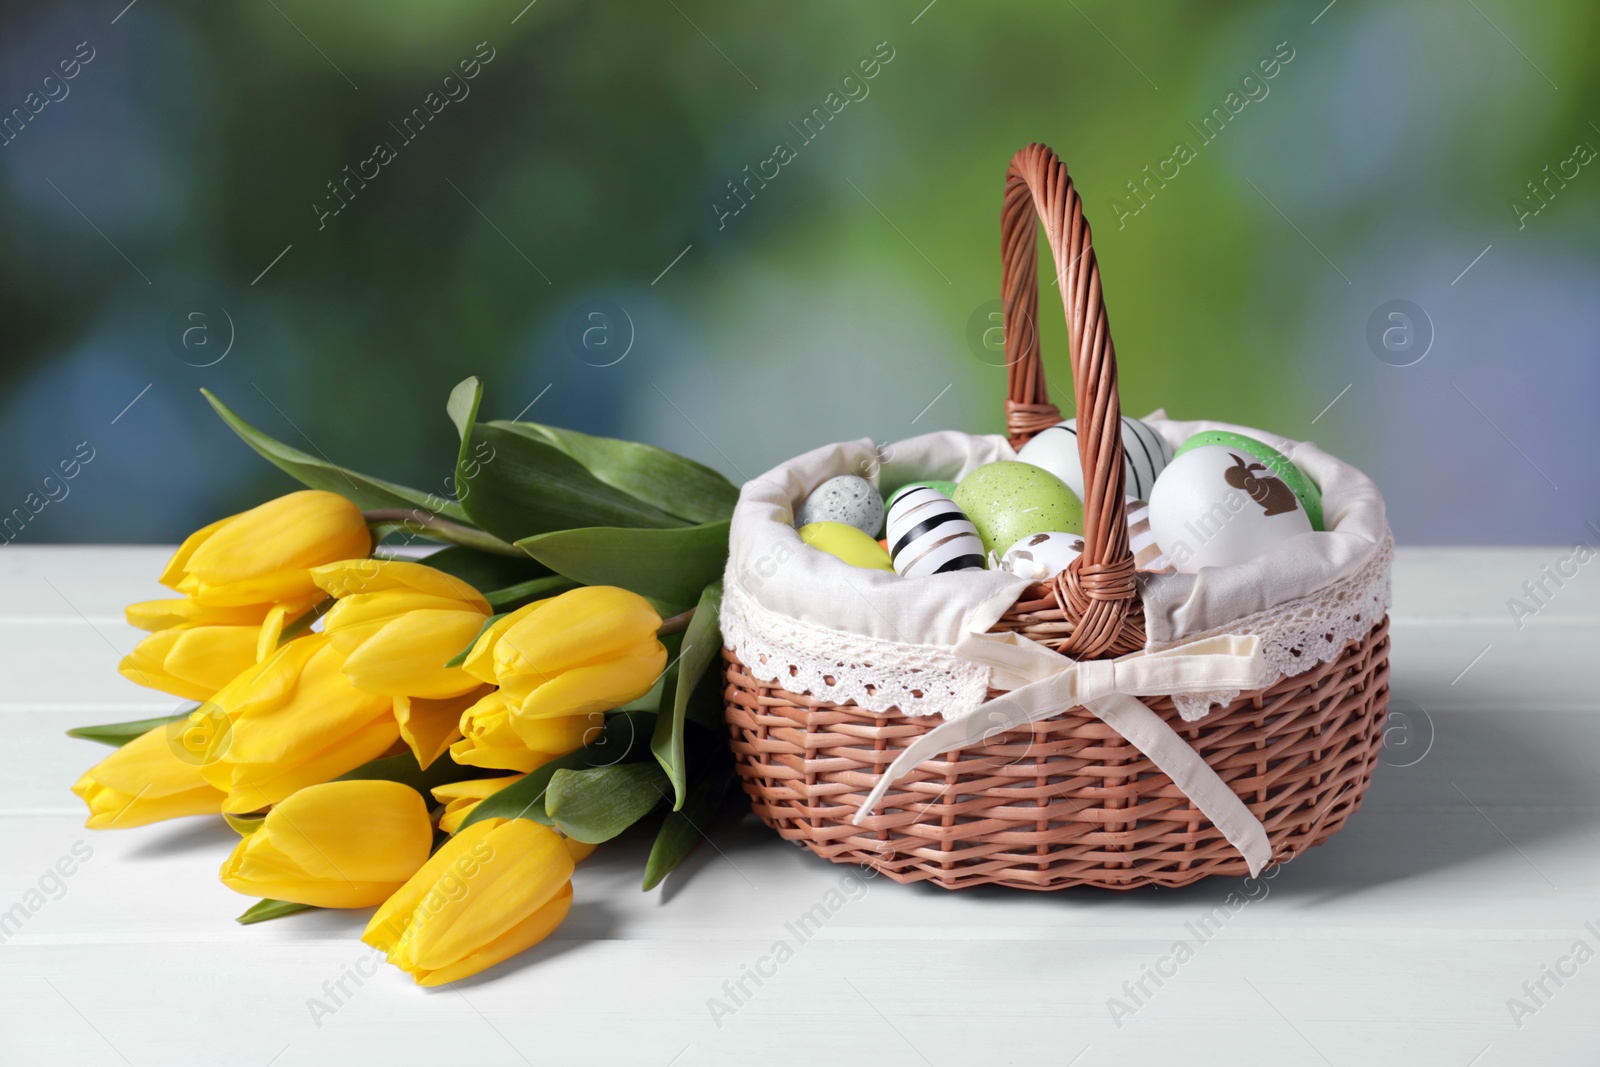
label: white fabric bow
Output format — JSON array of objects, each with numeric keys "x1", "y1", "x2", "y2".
[{"x1": 852, "y1": 632, "x2": 1274, "y2": 876}]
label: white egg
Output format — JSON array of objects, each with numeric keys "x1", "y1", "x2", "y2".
[
  {"x1": 1015, "y1": 416, "x2": 1173, "y2": 501},
  {"x1": 1125, "y1": 499, "x2": 1174, "y2": 572},
  {"x1": 996, "y1": 531, "x2": 1085, "y2": 581},
  {"x1": 885, "y1": 486, "x2": 986, "y2": 577},
  {"x1": 1146, "y1": 446, "x2": 1313, "y2": 572}
]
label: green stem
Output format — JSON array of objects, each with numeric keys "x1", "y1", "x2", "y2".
[
  {"x1": 657, "y1": 607, "x2": 695, "y2": 636},
  {"x1": 363, "y1": 509, "x2": 524, "y2": 557}
]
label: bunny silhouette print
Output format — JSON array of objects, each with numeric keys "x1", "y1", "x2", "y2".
[{"x1": 1223, "y1": 453, "x2": 1298, "y2": 517}]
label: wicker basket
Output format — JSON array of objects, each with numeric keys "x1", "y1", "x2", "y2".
[{"x1": 722, "y1": 143, "x2": 1390, "y2": 890}]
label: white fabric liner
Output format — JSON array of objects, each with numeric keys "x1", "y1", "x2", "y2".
[{"x1": 721, "y1": 412, "x2": 1391, "y2": 723}]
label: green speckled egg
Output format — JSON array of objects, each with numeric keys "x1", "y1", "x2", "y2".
[
  {"x1": 951, "y1": 461, "x2": 1084, "y2": 555},
  {"x1": 1174, "y1": 430, "x2": 1323, "y2": 531}
]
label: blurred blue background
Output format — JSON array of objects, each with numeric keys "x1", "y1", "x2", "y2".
[{"x1": 2, "y1": 0, "x2": 1595, "y2": 545}]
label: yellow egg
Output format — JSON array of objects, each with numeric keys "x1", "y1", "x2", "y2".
[{"x1": 798, "y1": 522, "x2": 894, "y2": 572}]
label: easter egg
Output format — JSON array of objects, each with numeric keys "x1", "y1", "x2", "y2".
[
  {"x1": 795, "y1": 475, "x2": 885, "y2": 537},
  {"x1": 1174, "y1": 430, "x2": 1324, "y2": 531},
  {"x1": 996, "y1": 532, "x2": 1084, "y2": 582},
  {"x1": 884, "y1": 480, "x2": 959, "y2": 511},
  {"x1": 1016, "y1": 416, "x2": 1173, "y2": 501},
  {"x1": 1146, "y1": 446, "x2": 1313, "y2": 572},
  {"x1": 884, "y1": 486, "x2": 986, "y2": 577},
  {"x1": 797, "y1": 522, "x2": 894, "y2": 572},
  {"x1": 951, "y1": 461, "x2": 1084, "y2": 555},
  {"x1": 1126, "y1": 499, "x2": 1174, "y2": 572}
]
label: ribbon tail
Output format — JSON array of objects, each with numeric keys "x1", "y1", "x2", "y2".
[{"x1": 1085, "y1": 694, "x2": 1273, "y2": 876}]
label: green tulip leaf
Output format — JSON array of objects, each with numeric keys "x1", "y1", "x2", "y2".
[
  {"x1": 449, "y1": 394, "x2": 684, "y2": 541},
  {"x1": 446, "y1": 377, "x2": 483, "y2": 454},
  {"x1": 547, "y1": 761, "x2": 670, "y2": 844},
  {"x1": 482, "y1": 574, "x2": 580, "y2": 611},
  {"x1": 66, "y1": 709, "x2": 193, "y2": 747},
  {"x1": 333, "y1": 750, "x2": 483, "y2": 795},
  {"x1": 460, "y1": 711, "x2": 655, "y2": 829},
  {"x1": 419, "y1": 544, "x2": 552, "y2": 592},
  {"x1": 643, "y1": 765, "x2": 735, "y2": 891},
  {"x1": 516, "y1": 522, "x2": 729, "y2": 613},
  {"x1": 651, "y1": 581, "x2": 723, "y2": 808},
  {"x1": 511, "y1": 421, "x2": 739, "y2": 525},
  {"x1": 202, "y1": 389, "x2": 467, "y2": 522},
  {"x1": 236, "y1": 898, "x2": 317, "y2": 925}
]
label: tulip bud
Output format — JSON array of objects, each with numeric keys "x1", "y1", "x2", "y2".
[
  {"x1": 198, "y1": 634, "x2": 398, "y2": 814},
  {"x1": 313, "y1": 559, "x2": 492, "y2": 701},
  {"x1": 363, "y1": 817, "x2": 574, "y2": 986},
  {"x1": 462, "y1": 587, "x2": 666, "y2": 737},
  {"x1": 220, "y1": 781, "x2": 433, "y2": 908},
  {"x1": 72, "y1": 724, "x2": 227, "y2": 829},
  {"x1": 431, "y1": 775, "x2": 524, "y2": 834},
  {"x1": 118, "y1": 622, "x2": 269, "y2": 702},
  {"x1": 160, "y1": 490, "x2": 370, "y2": 611},
  {"x1": 450, "y1": 691, "x2": 598, "y2": 773}
]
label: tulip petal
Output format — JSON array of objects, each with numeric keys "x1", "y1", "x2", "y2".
[
  {"x1": 493, "y1": 587, "x2": 662, "y2": 682},
  {"x1": 363, "y1": 819, "x2": 501, "y2": 954},
  {"x1": 512, "y1": 641, "x2": 666, "y2": 725},
  {"x1": 460, "y1": 598, "x2": 550, "y2": 685},
  {"x1": 310, "y1": 559, "x2": 491, "y2": 613},
  {"x1": 406, "y1": 819, "x2": 574, "y2": 971},
  {"x1": 220, "y1": 714, "x2": 400, "y2": 814},
  {"x1": 338, "y1": 609, "x2": 489, "y2": 699},
  {"x1": 510, "y1": 712, "x2": 602, "y2": 755},
  {"x1": 432, "y1": 774, "x2": 524, "y2": 834},
  {"x1": 452, "y1": 692, "x2": 542, "y2": 772},
  {"x1": 395, "y1": 687, "x2": 487, "y2": 770},
  {"x1": 126, "y1": 598, "x2": 271, "y2": 631},
  {"x1": 413, "y1": 884, "x2": 572, "y2": 986},
  {"x1": 165, "y1": 626, "x2": 263, "y2": 692},
  {"x1": 219, "y1": 780, "x2": 433, "y2": 907},
  {"x1": 175, "y1": 491, "x2": 370, "y2": 607},
  {"x1": 72, "y1": 726, "x2": 227, "y2": 828}
]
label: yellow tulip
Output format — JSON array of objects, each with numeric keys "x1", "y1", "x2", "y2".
[
  {"x1": 462, "y1": 587, "x2": 665, "y2": 744},
  {"x1": 312, "y1": 559, "x2": 491, "y2": 701},
  {"x1": 363, "y1": 817, "x2": 574, "y2": 986},
  {"x1": 118, "y1": 620, "x2": 272, "y2": 702},
  {"x1": 450, "y1": 691, "x2": 598, "y2": 773},
  {"x1": 197, "y1": 634, "x2": 397, "y2": 814},
  {"x1": 431, "y1": 775, "x2": 524, "y2": 834},
  {"x1": 160, "y1": 490, "x2": 370, "y2": 611},
  {"x1": 72, "y1": 724, "x2": 227, "y2": 829},
  {"x1": 430, "y1": 779, "x2": 600, "y2": 861},
  {"x1": 219, "y1": 781, "x2": 433, "y2": 908}
]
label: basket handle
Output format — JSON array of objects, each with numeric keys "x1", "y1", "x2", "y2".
[{"x1": 1000, "y1": 142, "x2": 1141, "y2": 659}]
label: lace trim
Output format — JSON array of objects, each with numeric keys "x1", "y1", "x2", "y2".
[
  {"x1": 1159, "y1": 532, "x2": 1393, "y2": 720},
  {"x1": 722, "y1": 534, "x2": 1393, "y2": 724},
  {"x1": 720, "y1": 583, "x2": 991, "y2": 720}
]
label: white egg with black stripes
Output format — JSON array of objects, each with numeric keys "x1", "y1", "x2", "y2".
[
  {"x1": 1016, "y1": 416, "x2": 1173, "y2": 501},
  {"x1": 884, "y1": 486, "x2": 986, "y2": 578}
]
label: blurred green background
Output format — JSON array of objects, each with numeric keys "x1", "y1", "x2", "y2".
[{"x1": 3, "y1": 0, "x2": 1596, "y2": 544}]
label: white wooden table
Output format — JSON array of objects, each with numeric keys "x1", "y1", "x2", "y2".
[{"x1": 4, "y1": 547, "x2": 1598, "y2": 1066}]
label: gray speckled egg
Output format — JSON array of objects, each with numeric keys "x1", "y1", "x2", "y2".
[{"x1": 795, "y1": 475, "x2": 884, "y2": 537}]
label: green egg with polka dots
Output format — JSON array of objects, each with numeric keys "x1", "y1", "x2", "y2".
[
  {"x1": 951, "y1": 461, "x2": 1084, "y2": 556},
  {"x1": 1174, "y1": 431, "x2": 1324, "y2": 531}
]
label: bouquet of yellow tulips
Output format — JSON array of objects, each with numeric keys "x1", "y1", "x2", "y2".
[{"x1": 68, "y1": 378, "x2": 734, "y2": 985}]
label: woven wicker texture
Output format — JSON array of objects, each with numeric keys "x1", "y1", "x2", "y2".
[{"x1": 723, "y1": 143, "x2": 1391, "y2": 889}]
